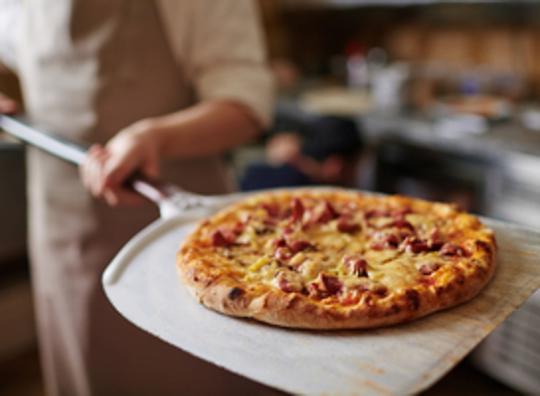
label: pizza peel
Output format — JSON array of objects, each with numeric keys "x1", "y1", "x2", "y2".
[{"x1": 2, "y1": 114, "x2": 540, "y2": 395}]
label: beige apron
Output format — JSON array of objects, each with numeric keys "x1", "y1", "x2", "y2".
[{"x1": 18, "y1": 1, "x2": 275, "y2": 395}]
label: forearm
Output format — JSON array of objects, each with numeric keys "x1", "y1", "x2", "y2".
[
  {"x1": 81, "y1": 100, "x2": 264, "y2": 206},
  {"x1": 149, "y1": 100, "x2": 262, "y2": 159}
]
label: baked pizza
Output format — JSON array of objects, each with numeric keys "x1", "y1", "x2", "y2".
[{"x1": 177, "y1": 189, "x2": 496, "y2": 329}]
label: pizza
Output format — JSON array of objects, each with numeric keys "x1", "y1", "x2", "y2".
[{"x1": 177, "y1": 189, "x2": 496, "y2": 329}]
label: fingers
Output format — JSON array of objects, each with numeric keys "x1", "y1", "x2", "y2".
[
  {"x1": 0, "y1": 92, "x2": 18, "y2": 114},
  {"x1": 80, "y1": 122, "x2": 161, "y2": 207},
  {"x1": 81, "y1": 142, "x2": 159, "y2": 207},
  {"x1": 102, "y1": 146, "x2": 159, "y2": 207},
  {"x1": 81, "y1": 145, "x2": 143, "y2": 206},
  {"x1": 80, "y1": 144, "x2": 108, "y2": 196},
  {"x1": 103, "y1": 132, "x2": 160, "y2": 186},
  {"x1": 103, "y1": 155, "x2": 136, "y2": 189}
]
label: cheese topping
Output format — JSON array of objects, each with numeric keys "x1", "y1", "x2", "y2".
[{"x1": 192, "y1": 191, "x2": 492, "y2": 306}]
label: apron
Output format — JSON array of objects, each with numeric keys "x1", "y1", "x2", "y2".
[{"x1": 17, "y1": 1, "x2": 275, "y2": 394}]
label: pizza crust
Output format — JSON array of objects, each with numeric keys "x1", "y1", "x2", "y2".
[
  {"x1": 177, "y1": 189, "x2": 496, "y2": 330},
  {"x1": 178, "y1": 258, "x2": 494, "y2": 329}
]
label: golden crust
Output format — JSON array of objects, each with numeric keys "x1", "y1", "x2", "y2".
[{"x1": 177, "y1": 189, "x2": 496, "y2": 330}]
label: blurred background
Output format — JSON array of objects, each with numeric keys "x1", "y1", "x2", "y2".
[{"x1": 1, "y1": 0, "x2": 540, "y2": 394}]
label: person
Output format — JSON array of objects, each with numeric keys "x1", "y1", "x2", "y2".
[
  {"x1": 0, "y1": 1, "x2": 274, "y2": 395},
  {"x1": 240, "y1": 115, "x2": 363, "y2": 191}
]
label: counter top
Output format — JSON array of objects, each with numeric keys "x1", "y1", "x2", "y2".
[{"x1": 360, "y1": 112, "x2": 540, "y2": 160}]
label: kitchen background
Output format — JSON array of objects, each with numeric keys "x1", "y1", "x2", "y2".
[{"x1": 1, "y1": 0, "x2": 539, "y2": 394}]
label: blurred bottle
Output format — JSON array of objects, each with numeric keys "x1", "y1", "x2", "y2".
[{"x1": 345, "y1": 41, "x2": 369, "y2": 89}]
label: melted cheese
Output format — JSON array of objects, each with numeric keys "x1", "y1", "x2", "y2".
[{"x1": 189, "y1": 191, "x2": 492, "y2": 304}]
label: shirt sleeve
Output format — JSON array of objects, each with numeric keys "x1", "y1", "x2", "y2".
[
  {"x1": 157, "y1": 0, "x2": 275, "y2": 128},
  {"x1": 0, "y1": 0, "x2": 21, "y2": 71}
]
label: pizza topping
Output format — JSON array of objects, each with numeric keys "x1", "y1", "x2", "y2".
[
  {"x1": 419, "y1": 262, "x2": 441, "y2": 275},
  {"x1": 262, "y1": 202, "x2": 280, "y2": 218},
  {"x1": 248, "y1": 257, "x2": 271, "y2": 272},
  {"x1": 364, "y1": 209, "x2": 388, "y2": 219},
  {"x1": 320, "y1": 273, "x2": 343, "y2": 294},
  {"x1": 428, "y1": 228, "x2": 444, "y2": 251},
  {"x1": 288, "y1": 239, "x2": 313, "y2": 253},
  {"x1": 392, "y1": 207, "x2": 413, "y2": 219},
  {"x1": 365, "y1": 207, "x2": 412, "y2": 220},
  {"x1": 372, "y1": 285, "x2": 388, "y2": 297},
  {"x1": 273, "y1": 271, "x2": 303, "y2": 293},
  {"x1": 371, "y1": 232, "x2": 401, "y2": 250},
  {"x1": 289, "y1": 252, "x2": 307, "y2": 267},
  {"x1": 307, "y1": 283, "x2": 324, "y2": 299},
  {"x1": 309, "y1": 273, "x2": 343, "y2": 297},
  {"x1": 440, "y1": 243, "x2": 470, "y2": 257},
  {"x1": 313, "y1": 201, "x2": 340, "y2": 224},
  {"x1": 299, "y1": 259, "x2": 321, "y2": 279},
  {"x1": 337, "y1": 216, "x2": 360, "y2": 233},
  {"x1": 211, "y1": 229, "x2": 237, "y2": 247},
  {"x1": 291, "y1": 198, "x2": 305, "y2": 222},
  {"x1": 274, "y1": 237, "x2": 288, "y2": 248},
  {"x1": 344, "y1": 255, "x2": 368, "y2": 277},
  {"x1": 254, "y1": 225, "x2": 272, "y2": 236},
  {"x1": 232, "y1": 221, "x2": 245, "y2": 235},
  {"x1": 211, "y1": 220, "x2": 247, "y2": 247},
  {"x1": 275, "y1": 247, "x2": 292, "y2": 262},
  {"x1": 389, "y1": 219, "x2": 415, "y2": 231},
  {"x1": 273, "y1": 237, "x2": 313, "y2": 261},
  {"x1": 403, "y1": 236, "x2": 430, "y2": 254},
  {"x1": 283, "y1": 225, "x2": 294, "y2": 234},
  {"x1": 341, "y1": 291, "x2": 361, "y2": 306},
  {"x1": 345, "y1": 279, "x2": 370, "y2": 292},
  {"x1": 340, "y1": 202, "x2": 359, "y2": 218}
]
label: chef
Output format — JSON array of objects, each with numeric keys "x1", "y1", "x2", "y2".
[{"x1": 0, "y1": 1, "x2": 274, "y2": 395}]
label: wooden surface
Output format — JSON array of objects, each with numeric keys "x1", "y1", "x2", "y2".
[{"x1": 103, "y1": 216, "x2": 540, "y2": 395}]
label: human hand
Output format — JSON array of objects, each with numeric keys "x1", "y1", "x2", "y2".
[
  {"x1": 266, "y1": 133, "x2": 302, "y2": 165},
  {"x1": 0, "y1": 92, "x2": 18, "y2": 114},
  {"x1": 80, "y1": 119, "x2": 160, "y2": 206}
]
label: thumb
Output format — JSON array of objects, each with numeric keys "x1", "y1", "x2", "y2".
[{"x1": 103, "y1": 150, "x2": 138, "y2": 188}]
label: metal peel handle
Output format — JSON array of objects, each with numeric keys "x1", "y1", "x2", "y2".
[
  {"x1": 0, "y1": 115, "x2": 87, "y2": 165},
  {"x1": 0, "y1": 114, "x2": 184, "y2": 209}
]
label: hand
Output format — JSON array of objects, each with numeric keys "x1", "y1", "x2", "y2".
[
  {"x1": 266, "y1": 133, "x2": 302, "y2": 165},
  {"x1": 80, "y1": 119, "x2": 160, "y2": 206},
  {"x1": 0, "y1": 92, "x2": 18, "y2": 114}
]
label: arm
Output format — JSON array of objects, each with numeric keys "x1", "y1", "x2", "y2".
[
  {"x1": 152, "y1": 100, "x2": 260, "y2": 159},
  {"x1": 82, "y1": 0, "x2": 274, "y2": 206},
  {"x1": 82, "y1": 100, "x2": 260, "y2": 206}
]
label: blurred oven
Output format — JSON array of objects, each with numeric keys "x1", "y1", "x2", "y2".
[{"x1": 372, "y1": 140, "x2": 496, "y2": 214}]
